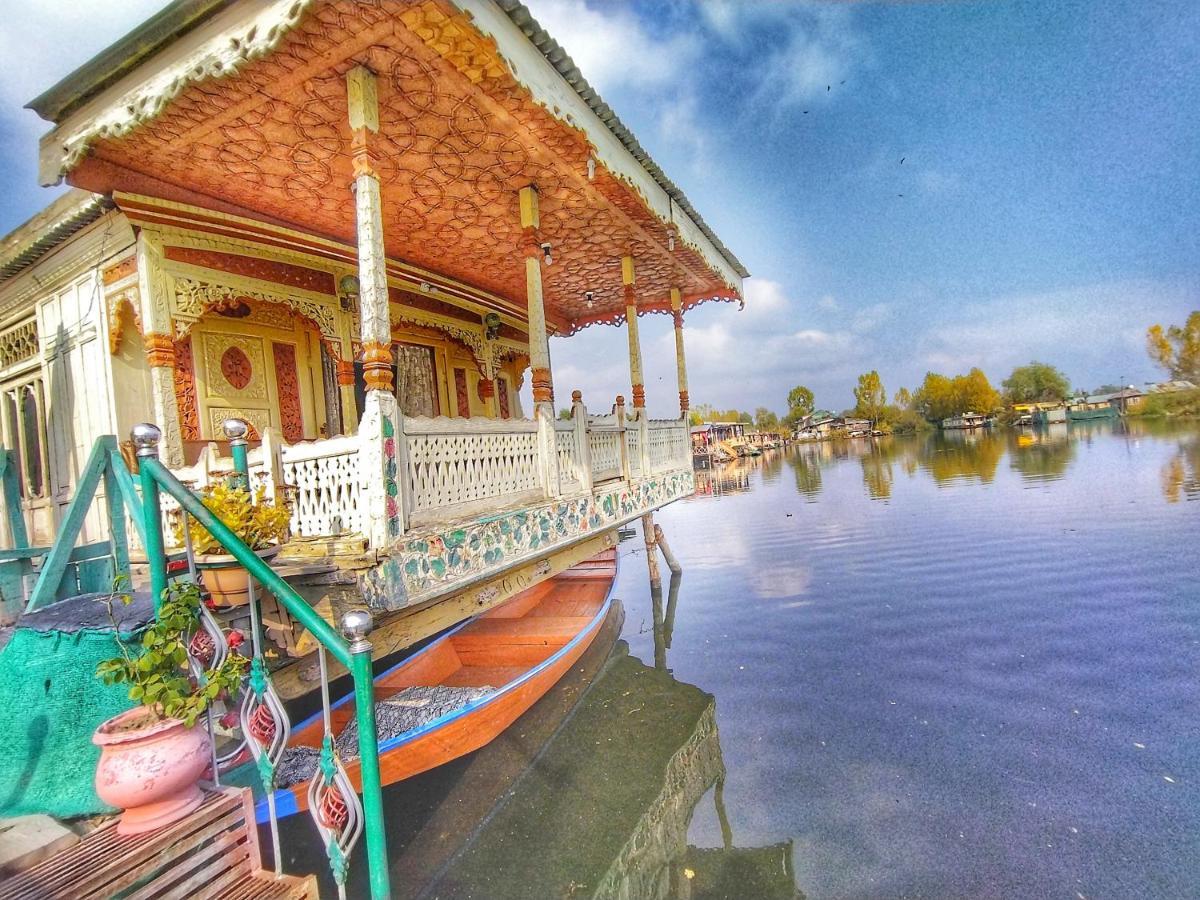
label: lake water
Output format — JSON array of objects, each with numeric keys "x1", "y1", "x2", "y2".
[{"x1": 302, "y1": 420, "x2": 1200, "y2": 899}]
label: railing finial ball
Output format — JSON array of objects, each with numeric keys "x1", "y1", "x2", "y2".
[
  {"x1": 130, "y1": 423, "x2": 162, "y2": 458},
  {"x1": 222, "y1": 418, "x2": 249, "y2": 444},
  {"x1": 341, "y1": 608, "x2": 374, "y2": 652}
]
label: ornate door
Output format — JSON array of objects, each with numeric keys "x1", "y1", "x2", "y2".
[{"x1": 191, "y1": 318, "x2": 324, "y2": 442}]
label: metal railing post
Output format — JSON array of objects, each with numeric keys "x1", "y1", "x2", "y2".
[
  {"x1": 224, "y1": 419, "x2": 250, "y2": 487},
  {"x1": 131, "y1": 424, "x2": 168, "y2": 611},
  {"x1": 342, "y1": 610, "x2": 391, "y2": 900}
]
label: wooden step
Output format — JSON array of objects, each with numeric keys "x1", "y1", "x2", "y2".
[{"x1": 0, "y1": 787, "x2": 315, "y2": 900}]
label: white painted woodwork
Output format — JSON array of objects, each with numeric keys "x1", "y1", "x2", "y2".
[
  {"x1": 165, "y1": 411, "x2": 693, "y2": 543},
  {"x1": 404, "y1": 415, "x2": 540, "y2": 513}
]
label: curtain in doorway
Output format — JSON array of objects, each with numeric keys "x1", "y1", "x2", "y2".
[{"x1": 395, "y1": 343, "x2": 437, "y2": 417}]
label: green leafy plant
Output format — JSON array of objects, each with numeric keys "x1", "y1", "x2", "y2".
[
  {"x1": 95, "y1": 580, "x2": 248, "y2": 728},
  {"x1": 177, "y1": 482, "x2": 291, "y2": 555}
]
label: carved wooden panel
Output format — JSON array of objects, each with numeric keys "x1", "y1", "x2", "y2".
[
  {"x1": 497, "y1": 376, "x2": 510, "y2": 419},
  {"x1": 202, "y1": 334, "x2": 267, "y2": 401},
  {"x1": 404, "y1": 420, "x2": 540, "y2": 512},
  {"x1": 174, "y1": 336, "x2": 200, "y2": 440},
  {"x1": 272, "y1": 342, "x2": 304, "y2": 442},
  {"x1": 207, "y1": 407, "x2": 265, "y2": 440},
  {"x1": 0, "y1": 320, "x2": 38, "y2": 369},
  {"x1": 164, "y1": 246, "x2": 334, "y2": 295},
  {"x1": 453, "y1": 367, "x2": 469, "y2": 418}
]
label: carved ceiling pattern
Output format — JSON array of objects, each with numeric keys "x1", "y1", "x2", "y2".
[{"x1": 74, "y1": 0, "x2": 740, "y2": 334}]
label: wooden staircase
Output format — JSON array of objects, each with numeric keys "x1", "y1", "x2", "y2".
[{"x1": 0, "y1": 787, "x2": 315, "y2": 899}]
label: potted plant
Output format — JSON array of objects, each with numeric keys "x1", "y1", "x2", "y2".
[
  {"x1": 93, "y1": 581, "x2": 248, "y2": 834},
  {"x1": 180, "y1": 482, "x2": 291, "y2": 608}
]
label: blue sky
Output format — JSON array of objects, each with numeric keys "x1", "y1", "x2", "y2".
[{"x1": 3, "y1": 1, "x2": 1197, "y2": 415}]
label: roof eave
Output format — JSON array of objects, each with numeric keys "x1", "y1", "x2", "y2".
[
  {"x1": 0, "y1": 191, "x2": 114, "y2": 284},
  {"x1": 26, "y1": 0, "x2": 233, "y2": 123},
  {"x1": 492, "y1": 0, "x2": 749, "y2": 281}
]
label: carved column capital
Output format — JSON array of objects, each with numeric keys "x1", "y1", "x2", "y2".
[
  {"x1": 143, "y1": 331, "x2": 176, "y2": 368},
  {"x1": 361, "y1": 341, "x2": 393, "y2": 392}
]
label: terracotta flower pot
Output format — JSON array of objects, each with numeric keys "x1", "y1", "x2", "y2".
[
  {"x1": 93, "y1": 707, "x2": 212, "y2": 835},
  {"x1": 196, "y1": 544, "x2": 281, "y2": 608}
]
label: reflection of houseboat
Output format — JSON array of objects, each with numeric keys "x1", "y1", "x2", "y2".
[
  {"x1": 358, "y1": 588, "x2": 802, "y2": 900},
  {"x1": 942, "y1": 412, "x2": 992, "y2": 430}
]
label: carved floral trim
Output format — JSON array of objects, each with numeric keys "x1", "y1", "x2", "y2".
[{"x1": 175, "y1": 336, "x2": 200, "y2": 441}]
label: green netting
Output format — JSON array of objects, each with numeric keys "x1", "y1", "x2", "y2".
[{"x1": 0, "y1": 625, "x2": 140, "y2": 818}]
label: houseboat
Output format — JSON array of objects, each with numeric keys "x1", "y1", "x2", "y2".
[
  {"x1": 0, "y1": 2, "x2": 749, "y2": 896},
  {"x1": 1066, "y1": 393, "x2": 1121, "y2": 421},
  {"x1": 942, "y1": 411, "x2": 993, "y2": 430},
  {"x1": 1033, "y1": 406, "x2": 1068, "y2": 426}
]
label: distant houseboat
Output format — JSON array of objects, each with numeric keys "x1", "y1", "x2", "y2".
[
  {"x1": 1066, "y1": 401, "x2": 1117, "y2": 422},
  {"x1": 942, "y1": 412, "x2": 992, "y2": 430},
  {"x1": 1033, "y1": 406, "x2": 1068, "y2": 426}
]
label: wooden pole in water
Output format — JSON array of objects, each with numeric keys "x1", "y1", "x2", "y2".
[
  {"x1": 641, "y1": 512, "x2": 661, "y2": 587},
  {"x1": 654, "y1": 523, "x2": 682, "y2": 575}
]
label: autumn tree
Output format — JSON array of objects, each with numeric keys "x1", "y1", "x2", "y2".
[
  {"x1": 1147, "y1": 311, "x2": 1200, "y2": 382},
  {"x1": 958, "y1": 367, "x2": 1001, "y2": 413},
  {"x1": 913, "y1": 373, "x2": 955, "y2": 421},
  {"x1": 853, "y1": 370, "x2": 887, "y2": 424},
  {"x1": 893, "y1": 386, "x2": 912, "y2": 409},
  {"x1": 913, "y1": 369, "x2": 1000, "y2": 421},
  {"x1": 1002, "y1": 361, "x2": 1070, "y2": 402}
]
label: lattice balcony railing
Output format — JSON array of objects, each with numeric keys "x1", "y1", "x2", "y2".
[
  {"x1": 281, "y1": 436, "x2": 363, "y2": 536},
  {"x1": 404, "y1": 416, "x2": 540, "y2": 513}
]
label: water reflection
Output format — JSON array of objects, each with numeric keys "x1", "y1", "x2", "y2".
[
  {"x1": 695, "y1": 460, "x2": 753, "y2": 497},
  {"x1": 777, "y1": 421, "x2": 1200, "y2": 501},
  {"x1": 859, "y1": 445, "x2": 895, "y2": 500},
  {"x1": 301, "y1": 580, "x2": 804, "y2": 899},
  {"x1": 1008, "y1": 428, "x2": 1075, "y2": 482},
  {"x1": 1161, "y1": 433, "x2": 1200, "y2": 502}
]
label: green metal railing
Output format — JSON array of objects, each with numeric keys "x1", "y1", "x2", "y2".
[
  {"x1": 129, "y1": 423, "x2": 391, "y2": 899},
  {"x1": 0, "y1": 437, "x2": 147, "y2": 622}
]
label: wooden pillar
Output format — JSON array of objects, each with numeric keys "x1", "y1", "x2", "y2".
[
  {"x1": 671, "y1": 287, "x2": 689, "y2": 421},
  {"x1": 520, "y1": 185, "x2": 560, "y2": 497},
  {"x1": 349, "y1": 66, "x2": 392, "y2": 394},
  {"x1": 349, "y1": 66, "x2": 404, "y2": 544},
  {"x1": 135, "y1": 233, "x2": 184, "y2": 467},
  {"x1": 622, "y1": 256, "x2": 645, "y2": 409}
]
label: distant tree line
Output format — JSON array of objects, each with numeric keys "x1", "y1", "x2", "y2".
[{"x1": 685, "y1": 310, "x2": 1199, "y2": 434}]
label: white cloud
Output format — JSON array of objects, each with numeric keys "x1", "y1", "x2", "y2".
[
  {"x1": 818, "y1": 294, "x2": 840, "y2": 312},
  {"x1": 851, "y1": 302, "x2": 892, "y2": 334},
  {"x1": 524, "y1": 0, "x2": 698, "y2": 95},
  {"x1": 916, "y1": 279, "x2": 1199, "y2": 387}
]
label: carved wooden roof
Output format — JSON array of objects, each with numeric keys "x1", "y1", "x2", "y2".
[{"x1": 55, "y1": 0, "x2": 744, "y2": 333}]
